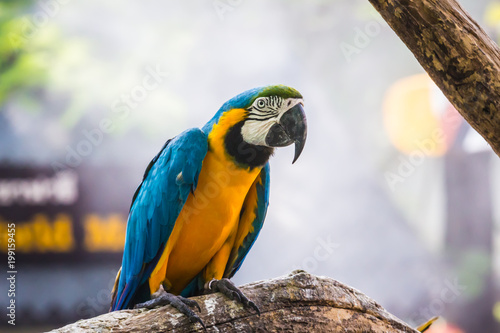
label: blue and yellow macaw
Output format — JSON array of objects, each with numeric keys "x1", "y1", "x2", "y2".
[{"x1": 110, "y1": 85, "x2": 307, "y2": 326}]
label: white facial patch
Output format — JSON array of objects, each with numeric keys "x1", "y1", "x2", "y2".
[{"x1": 241, "y1": 97, "x2": 303, "y2": 146}]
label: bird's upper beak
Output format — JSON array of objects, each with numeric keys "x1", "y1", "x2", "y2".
[{"x1": 265, "y1": 103, "x2": 307, "y2": 163}]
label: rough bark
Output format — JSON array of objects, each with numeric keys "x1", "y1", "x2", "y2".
[
  {"x1": 369, "y1": 0, "x2": 500, "y2": 157},
  {"x1": 48, "y1": 270, "x2": 419, "y2": 332}
]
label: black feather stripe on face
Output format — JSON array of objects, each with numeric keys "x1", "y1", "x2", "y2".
[
  {"x1": 246, "y1": 115, "x2": 276, "y2": 121},
  {"x1": 224, "y1": 121, "x2": 274, "y2": 168}
]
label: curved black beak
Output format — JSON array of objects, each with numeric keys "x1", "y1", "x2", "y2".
[{"x1": 265, "y1": 103, "x2": 307, "y2": 163}]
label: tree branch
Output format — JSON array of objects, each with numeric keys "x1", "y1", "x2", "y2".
[
  {"x1": 49, "y1": 271, "x2": 419, "y2": 332},
  {"x1": 369, "y1": 0, "x2": 500, "y2": 156}
]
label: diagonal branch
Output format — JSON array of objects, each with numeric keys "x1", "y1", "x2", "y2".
[{"x1": 369, "y1": 0, "x2": 500, "y2": 156}]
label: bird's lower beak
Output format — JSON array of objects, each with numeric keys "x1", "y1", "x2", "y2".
[{"x1": 265, "y1": 103, "x2": 307, "y2": 163}]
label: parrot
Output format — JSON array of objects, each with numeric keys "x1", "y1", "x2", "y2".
[{"x1": 110, "y1": 84, "x2": 307, "y2": 327}]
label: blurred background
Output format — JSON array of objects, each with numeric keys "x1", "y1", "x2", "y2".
[{"x1": 1, "y1": 0, "x2": 499, "y2": 332}]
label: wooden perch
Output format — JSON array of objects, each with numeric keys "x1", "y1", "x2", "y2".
[
  {"x1": 49, "y1": 270, "x2": 419, "y2": 332},
  {"x1": 369, "y1": 0, "x2": 500, "y2": 156}
]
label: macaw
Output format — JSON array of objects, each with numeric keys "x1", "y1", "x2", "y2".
[{"x1": 110, "y1": 84, "x2": 307, "y2": 327}]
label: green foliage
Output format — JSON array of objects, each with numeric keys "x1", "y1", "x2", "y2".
[{"x1": 0, "y1": 1, "x2": 49, "y2": 107}]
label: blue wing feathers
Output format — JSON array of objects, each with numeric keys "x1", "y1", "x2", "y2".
[{"x1": 111, "y1": 128, "x2": 208, "y2": 311}]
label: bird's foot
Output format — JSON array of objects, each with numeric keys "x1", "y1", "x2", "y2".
[
  {"x1": 206, "y1": 278, "x2": 260, "y2": 315},
  {"x1": 134, "y1": 293, "x2": 205, "y2": 330}
]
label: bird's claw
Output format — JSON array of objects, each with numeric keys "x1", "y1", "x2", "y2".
[
  {"x1": 134, "y1": 293, "x2": 206, "y2": 330},
  {"x1": 178, "y1": 295, "x2": 202, "y2": 313},
  {"x1": 208, "y1": 278, "x2": 260, "y2": 315}
]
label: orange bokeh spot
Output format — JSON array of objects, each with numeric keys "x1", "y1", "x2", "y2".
[{"x1": 383, "y1": 74, "x2": 462, "y2": 156}]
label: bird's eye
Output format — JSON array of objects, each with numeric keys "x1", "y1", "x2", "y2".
[{"x1": 257, "y1": 99, "x2": 266, "y2": 109}]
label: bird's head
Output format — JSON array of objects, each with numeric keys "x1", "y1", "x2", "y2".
[
  {"x1": 205, "y1": 85, "x2": 307, "y2": 167},
  {"x1": 240, "y1": 85, "x2": 307, "y2": 163}
]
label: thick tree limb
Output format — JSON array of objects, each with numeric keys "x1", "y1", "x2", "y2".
[
  {"x1": 369, "y1": 0, "x2": 500, "y2": 156},
  {"x1": 49, "y1": 271, "x2": 419, "y2": 332}
]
